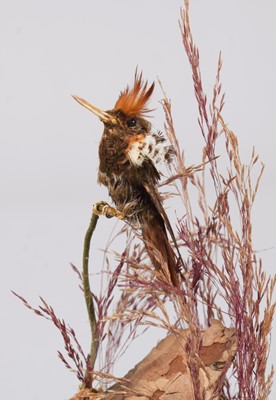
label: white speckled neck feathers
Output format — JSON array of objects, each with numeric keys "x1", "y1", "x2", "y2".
[{"x1": 127, "y1": 131, "x2": 174, "y2": 167}]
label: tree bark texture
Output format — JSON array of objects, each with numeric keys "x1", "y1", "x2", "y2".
[{"x1": 72, "y1": 320, "x2": 236, "y2": 400}]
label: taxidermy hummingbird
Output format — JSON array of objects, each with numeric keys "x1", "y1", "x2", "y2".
[{"x1": 73, "y1": 71, "x2": 180, "y2": 287}]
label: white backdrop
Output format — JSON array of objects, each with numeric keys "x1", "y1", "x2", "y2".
[{"x1": 1, "y1": 1, "x2": 275, "y2": 398}]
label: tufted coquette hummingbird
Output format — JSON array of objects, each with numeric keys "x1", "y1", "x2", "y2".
[{"x1": 73, "y1": 71, "x2": 180, "y2": 287}]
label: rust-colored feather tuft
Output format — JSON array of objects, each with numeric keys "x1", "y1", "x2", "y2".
[{"x1": 115, "y1": 71, "x2": 155, "y2": 117}]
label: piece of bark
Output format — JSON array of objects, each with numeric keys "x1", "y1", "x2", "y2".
[{"x1": 72, "y1": 320, "x2": 236, "y2": 400}]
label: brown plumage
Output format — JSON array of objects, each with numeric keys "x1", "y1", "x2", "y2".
[{"x1": 73, "y1": 72, "x2": 180, "y2": 287}]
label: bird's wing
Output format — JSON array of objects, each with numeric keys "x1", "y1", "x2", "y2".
[{"x1": 143, "y1": 182, "x2": 183, "y2": 266}]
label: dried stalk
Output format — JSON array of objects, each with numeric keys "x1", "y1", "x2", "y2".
[{"x1": 82, "y1": 208, "x2": 100, "y2": 383}]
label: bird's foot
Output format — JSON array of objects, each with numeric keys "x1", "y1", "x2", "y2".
[{"x1": 93, "y1": 201, "x2": 124, "y2": 220}]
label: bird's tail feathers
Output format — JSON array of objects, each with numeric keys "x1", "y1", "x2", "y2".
[{"x1": 142, "y1": 217, "x2": 179, "y2": 287}]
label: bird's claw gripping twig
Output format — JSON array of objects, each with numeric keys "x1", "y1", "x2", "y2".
[{"x1": 93, "y1": 201, "x2": 124, "y2": 220}]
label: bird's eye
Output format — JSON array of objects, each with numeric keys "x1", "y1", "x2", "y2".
[{"x1": 127, "y1": 118, "x2": 137, "y2": 127}]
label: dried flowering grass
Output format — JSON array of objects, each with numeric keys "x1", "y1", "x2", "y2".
[{"x1": 12, "y1": 1, "x2": 275, "y2": 399}]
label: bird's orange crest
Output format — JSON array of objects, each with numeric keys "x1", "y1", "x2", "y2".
[{"x1": 114, "y1": 71, "x2": 155, "y2": 117}]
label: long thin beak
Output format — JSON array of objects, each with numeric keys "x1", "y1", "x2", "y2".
[{"x1": 72, "y1": 95, "x2": 117, "y2": 124}]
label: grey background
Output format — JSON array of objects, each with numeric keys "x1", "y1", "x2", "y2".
[{"x1": 1, "y1": 1, "x2": 275, "y2": 398}]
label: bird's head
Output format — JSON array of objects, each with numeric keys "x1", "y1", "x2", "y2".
[{"x1": 72, "y1": 71, "x2": 154, "y2": 136}]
